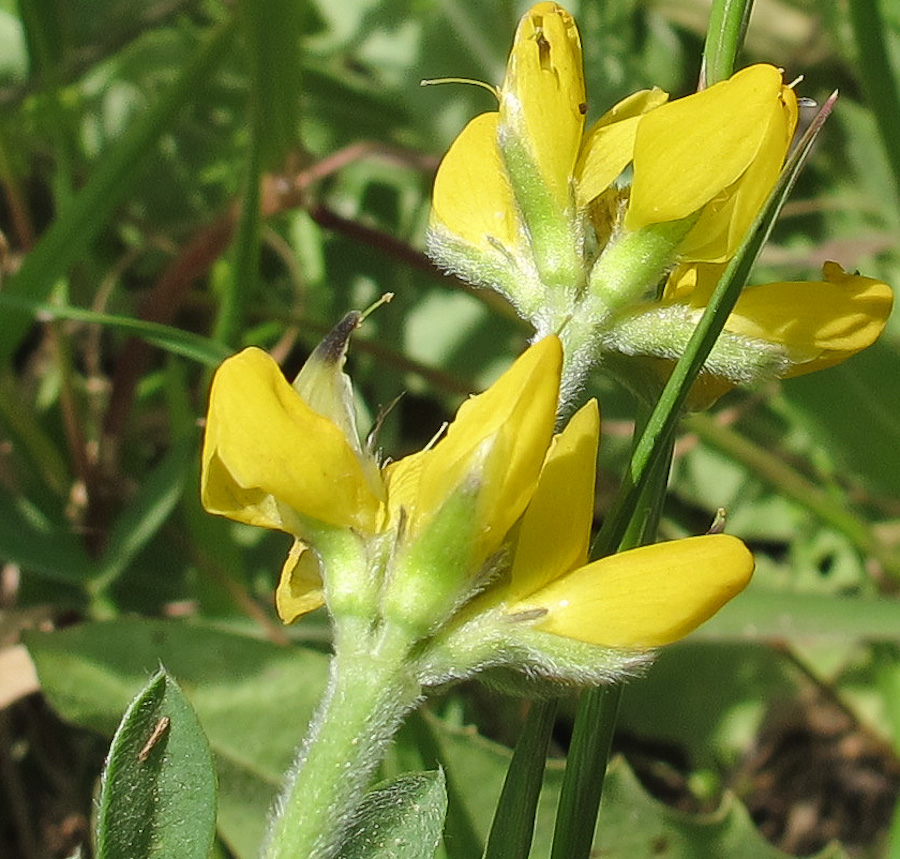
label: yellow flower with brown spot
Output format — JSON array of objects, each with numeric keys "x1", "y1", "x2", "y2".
[{"x1": 427, "y1": 1, "x2": 667, "y2": 319}]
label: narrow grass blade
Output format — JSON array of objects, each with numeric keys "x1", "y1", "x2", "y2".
[
  {"x1": 0, "y1": 18, "x2": 235, "y2": 366},
  {"x1": 482, "y1": 699, "x2": 557, "y2": 859}
]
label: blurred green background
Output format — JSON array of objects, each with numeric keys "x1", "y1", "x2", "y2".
[{"x1": 1, "y1": 0, "x2": 899, "y2": 857}]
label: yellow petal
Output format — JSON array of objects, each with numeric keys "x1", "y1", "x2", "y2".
[
  {"x1": 200, "y1": 347, "x2": 381, "y2": 532},
  {"x1": 662, "y1": 261, "x2": 727, "y2": 304},
  {"x1": 678, "y1": 78, "x2": 798, "y2": 261},
  {"x1": 410, "y1": 336, "x2": 563, "y2": 557},
  {"x1": 626, "y1": 65, "x2": 794, "y2": 232},
  {"x1": 500, "y1": 2, "x2": 585, "y2": 210},
  {"x1": 430, "y1": 112, "x2": 519, "y2": 253},
  {"x1": 575, "y1": 88, "x2": 669, "y2": 208},
  {"x1": 726, "y1": 262, "x2": 894, "y2": 372},
  {"x1": 505, "y1": 399, "x2": 600, "y2": 601},
  {"x1": 379, "y1": 447, "x2": 428, "y2": 531},
  {"x1": 275, "y1": 539, "x2": 325, "y2": 623},
  {"x1": 517, "y1": 534, "x2": 754, "y2": 648}
]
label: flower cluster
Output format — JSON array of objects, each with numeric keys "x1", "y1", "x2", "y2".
[
  {"x1": 427, "y1": 2, "x2": 892, "y2": 403},
  {"x1": 201, "y1": 321, "x2": 753, "y2": 686}
]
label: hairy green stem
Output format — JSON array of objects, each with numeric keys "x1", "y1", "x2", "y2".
[{"x1": 263, "y1": 623, "x2": 420, "y2": 859}]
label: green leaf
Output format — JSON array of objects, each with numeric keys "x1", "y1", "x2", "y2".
[
  {"x1": 595, "y1": 757, "x2": 848, "y2": 859},
  {"x1": 25, "y1": 618, "x2": 330, "y2": 859},
  {"x1": 96, "y1": 667, "x2": 217, "y2": 859},
  {"x1": 341, "y1": 771, "x2": 447, "y2": 859}
]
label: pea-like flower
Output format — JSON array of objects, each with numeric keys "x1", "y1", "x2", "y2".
[
  {"x1": 423, "y1": 395, "x2": 753, "y2": 684},
  {"x1": 202, "y1": 322, "x2": 753, "y2": 685},
  {"x1": 428, "y1": 1, "x2": 666, "y2": 326},
  {"x1": 603, "y1": 260, "x2": 894, "y2": 406},
  {"x1": 427, "y1": 2, "x2": 892, "y2": 406}
]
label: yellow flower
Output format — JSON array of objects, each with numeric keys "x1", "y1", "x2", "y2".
[
  {"x1": 201, "y1": 346, "x2": 382, "y2": 534},
  {"x1": 499, "y1": 1, "x2": 585, "y2": 215},
  {"x1": 201, "y1": 333, "x2": 562, "y2": 627},
  {"x1": 515, "y1": 536, "x2": 754, "y2": 648},
  {"x1": 459, "y1": 398, "x2": 754, "y2": 650},
  {"x1": 718, "y1": 261, "x2": 894, "y2": 377},
  {"x1": 427, "y1": 2, "x2": 666, "y2": 312},
  {"x1": 626, "y1": 64, "x2": 799, "y2": 262}
]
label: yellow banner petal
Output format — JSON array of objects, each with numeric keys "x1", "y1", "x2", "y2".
[
  {"x1": 678, "y1": 78, "x2": 798, "y2": 261},
  {"x1": 627, "y1": 65, "x2": 791, "y2": 231},
  {"x1": 201, "y1": 347, "x2": 381, "y2": 533}
]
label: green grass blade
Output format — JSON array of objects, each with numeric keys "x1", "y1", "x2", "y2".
[
  {"x1": 0, "y1": 293, "x2": 230, "y2": 366},
  {"x1": 847, "y1": 0, "x2": 900, "y2": 204},
  {"x1": 89, "y1": 434, "x2": 195, "y2": 598},
  {"x1": 482, "y1": 699, "x2": 557, "y2": 859},
  {"x1": 701, "y1": 0, "x2": 754, "y2": 86},
  {"x1": 0, "y1": 17, "x2": 235, "y2": 366}
]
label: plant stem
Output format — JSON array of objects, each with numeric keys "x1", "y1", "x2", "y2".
[
  {"x1": 263, "y1": 623, "x2": 420, "y2": 859},
  {"x1": 701, "y1": 0, "x2": 753, "y2": 87},
  {"x1": 549, "y1": 684, "x2": 621, "y2": 859}
]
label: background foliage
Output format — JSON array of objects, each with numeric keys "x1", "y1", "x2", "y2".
[{"x1": 1, "y1": 0, "x2": 899, "y2": 856}]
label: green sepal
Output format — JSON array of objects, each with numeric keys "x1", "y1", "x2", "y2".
[
  {"x1": 416, "y1": 609, "x2": 652, "y2": 691},
  {"x1": 601, "y1": 301, "x2": 788, "y2": 384},
  {"x1": 292, "y1": 313, "x2": 368, "y2": 451},
  {"x1": 424, "y1": 223, "x2": 543, "y2": 314},
  {"x1": 586, "y1": 218, "x2": 694, "y2": 321},
  {"x1": 379, "y1": 481, "x2": 484, "y2": 642},
  {"x1": 498, "y1": 130, "x2": 583, "y2": 298}
]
